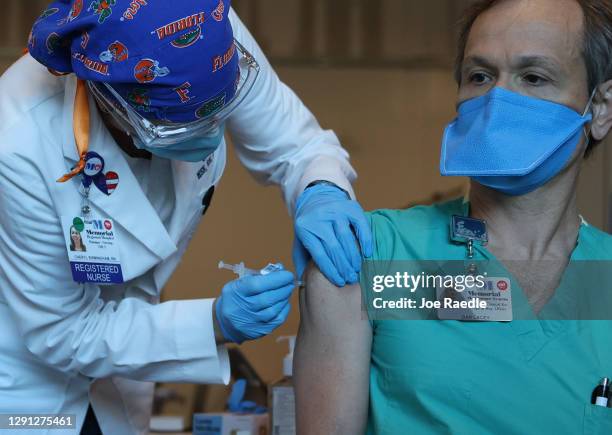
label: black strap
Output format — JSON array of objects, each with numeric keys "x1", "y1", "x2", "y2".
[
  {"x1": 202, "y1": 185, "x2": 215, "y2": 216},
  {"x1": 80, "y1": 405, "x2": 103, "y2": 435}
]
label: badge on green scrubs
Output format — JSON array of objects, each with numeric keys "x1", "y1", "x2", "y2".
[{"x1": 436, "y1": 277, "x2": 513, "y2": 321}]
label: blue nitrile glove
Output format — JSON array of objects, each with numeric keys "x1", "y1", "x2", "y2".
[
  {"x1": 215, "y1": 268, "x2": 295, "y2": 344},
  {"x1": 293, "y1": 183, "x2": 373, "y2": 287}
]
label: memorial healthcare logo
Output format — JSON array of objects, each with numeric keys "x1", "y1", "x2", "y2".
[{"x1": 92, "y1": 220, "x2": 113, "y2": 231}]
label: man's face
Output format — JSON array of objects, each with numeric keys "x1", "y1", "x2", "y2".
[{"x1": 458, "y1": 0, "x2": 590, "y2": 114}]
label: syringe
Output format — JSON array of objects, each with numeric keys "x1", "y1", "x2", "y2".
[{"x1": 218, "y1": 261, "x2": 304, "y2": 287}]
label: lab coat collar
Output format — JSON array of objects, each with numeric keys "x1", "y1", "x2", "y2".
[{"x1": 61, "y1": 77, "x2": 177, "y2": 275}]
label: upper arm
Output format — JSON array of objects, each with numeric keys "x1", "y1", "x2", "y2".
[{"x1": 294, "y1": 264, "x2": 372, "y2": 435}]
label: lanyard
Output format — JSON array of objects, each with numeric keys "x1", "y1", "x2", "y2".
[
  {"x1": 57, "y1": 78, "x2": 91, "y2": 183},
  {"x1": 19, "y1": 49, "x2": 92, "y2": 183}
]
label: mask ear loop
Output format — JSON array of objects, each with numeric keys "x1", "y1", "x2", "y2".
[
  {"x1": 582, "y1": 87, "x2": 599, "y2": 146},
  {"x1": 57, "y1": 78, "x2": 90, "y2": 182}
]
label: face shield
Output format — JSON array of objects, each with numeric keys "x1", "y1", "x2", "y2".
[{"x1": 87, "y1": 40, "x2": 259, "y2": 148}]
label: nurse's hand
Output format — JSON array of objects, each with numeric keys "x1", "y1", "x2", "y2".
[
  {"x1": 214, "y1": 269, "x2": 295, "y2": 344},
  {"x1": 293, "y1": 183, "x2": 372, "y2": 287}
]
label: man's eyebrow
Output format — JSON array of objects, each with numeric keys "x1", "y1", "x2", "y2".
[
  {"x1": 462, "y1": 55, "x2": 564, "y2": 74},
  {"x1": 461, "y1": 55, "x2": 497, "y2": 72},
  {"x1": 513, "y1": 55, "x2": 563, "y2": 73}
]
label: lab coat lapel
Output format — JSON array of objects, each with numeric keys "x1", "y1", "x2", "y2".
[
  {"x1": 151, "y1": 145, "x2": 226, "y2": 289},
  {"x1": 166, "y1": 144, "x2": 226, "y2": 242},
  {"x1": 167, "y1": 159, "x2": 202, "y2": 242},
  {"x1": 61, "y1": 77, "x2": 177, "y2": 279}
]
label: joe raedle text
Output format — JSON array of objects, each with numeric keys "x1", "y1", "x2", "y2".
[{"x1": 371, "y1": 297, "x2": 488, "y2": 310}]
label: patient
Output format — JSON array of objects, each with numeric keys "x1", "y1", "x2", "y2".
[{"x1": 295, "y1": 0, "x2": 612, "y2": 433}]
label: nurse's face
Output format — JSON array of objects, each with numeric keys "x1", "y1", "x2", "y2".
[
  {"x1": 457, "y1": 0, "x2": 590, "y2": 113},
  {"x1": 71, "y1": 227, "x2": 80, "y2": 243}
]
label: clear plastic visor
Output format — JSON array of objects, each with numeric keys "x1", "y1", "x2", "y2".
[{"x1": 87, "y1": 39, "x2": 260, "y2": 148}]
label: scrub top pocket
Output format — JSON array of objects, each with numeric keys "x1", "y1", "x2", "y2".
[{"x1": 583, "y1": 404, "x2": 612, "y2": 434}]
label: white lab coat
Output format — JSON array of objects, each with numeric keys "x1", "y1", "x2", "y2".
[{"x1": 0, "y1": 10, "x2": 356, "y2": 435}]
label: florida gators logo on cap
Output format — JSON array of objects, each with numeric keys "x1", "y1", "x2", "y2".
[
  {"x1": 171, "y1": 25, "x2": 203, "y2": 49},
  {"x1": 128, "y1": 88, "x2": 151, "y2": 112},
  {"x1": 68, "y1": 0, "x2": 84, "y2": 22},
  {"x1": 134, "y1": 59, "x2": 170, "y2": 83},
  {"x1": 212, "y1": 0, "x2": 225, "y2": 22},
  {"x1": 195, "y1": 92, "x2": 226, "y2": 119},
  {"x1": 88, "y1": 0, "x2": 116, "y2": 24},
  {"x1": 100, "y1": 40, "x2": 128, "y2": 63},
  {"x1": 121, "y1": 0, "x2": 148, "y2": 21}
]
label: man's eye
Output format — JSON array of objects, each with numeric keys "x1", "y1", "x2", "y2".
[
  {"x1": 468, "y1": 72, "x2": 491, "y2": 85},
  {"x1": 523, "y1": 74, "x2": 548, "y2": 86}
]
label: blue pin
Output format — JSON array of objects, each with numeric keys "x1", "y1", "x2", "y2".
[{"x1": 82, "y1": 151, "x2": 105, "y2": 189}]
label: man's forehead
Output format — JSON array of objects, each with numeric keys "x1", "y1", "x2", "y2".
[{"x1": 465, "y1": 0, "x2": 584, "y2": 65}]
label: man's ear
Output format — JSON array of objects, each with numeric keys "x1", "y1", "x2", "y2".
[{"x1": 591, "y1": 79, "x2": 612, "y2": 141}]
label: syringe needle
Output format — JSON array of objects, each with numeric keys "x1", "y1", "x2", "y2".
[{"x1": 218, "y1": 261, "x2": 233, "y2": 272}]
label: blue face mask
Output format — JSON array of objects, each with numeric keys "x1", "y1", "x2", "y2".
[
  {"x1": 440, "y1": 87, "x2": 594, "y2": 195},
  {"x1": 135, "y1": 123, "x2": 226, "y2": 162}
]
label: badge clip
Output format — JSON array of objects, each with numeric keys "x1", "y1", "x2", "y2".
[{"x1": 450, "y1": 215, "x2": 488, "y2": 274}]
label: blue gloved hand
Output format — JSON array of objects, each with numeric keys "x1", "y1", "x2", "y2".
[
  {"x1": 214, "y1": 268, "x2": 295, "y2": 344},
  {"x1": 293, "y1": 183, "x2": 373, "y2": 287}
]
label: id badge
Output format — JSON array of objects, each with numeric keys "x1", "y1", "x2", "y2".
[
  {"x1": 436, "y1": 277, "x2": 512, "y2": 321},
  {"x1": 61, "y1": 215, "x2": 124, "y2": 285}
]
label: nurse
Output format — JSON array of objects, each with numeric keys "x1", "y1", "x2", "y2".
[
  {"x1": 295, "y1": 0, "x2": 612, "y2": 433},
  {"x1": 0, "y1": 1, "x2": 371, "y2": 434}
]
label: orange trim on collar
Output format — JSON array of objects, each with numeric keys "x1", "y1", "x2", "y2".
[
  {"x1": 57, "y1": 78, "x2": 90, "y2": 183},
  {"x1": 21, "y1": 49, "x2": 88, "y2": 183}
]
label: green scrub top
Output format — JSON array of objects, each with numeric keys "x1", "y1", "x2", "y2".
[{"x1": 365, "y1": 198, "x2": 612, "y2": 435}]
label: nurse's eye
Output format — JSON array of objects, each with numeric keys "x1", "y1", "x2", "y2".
[
  {"x1": 468, "y1": 71, "x2": 492, "y2": 86},
  {"x1": 522, "y1": 73, "x2": 549, "y2": 86}
]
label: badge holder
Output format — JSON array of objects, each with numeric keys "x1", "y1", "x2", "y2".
[
  {"x1": 450, "y1": 215, "x2": 488, "y2": 274},
  {"x1": 61, "y1": 152, "x2": 124, "y2": 285},
  {"x1": 440, "y1": 215, "x2": 513, "y2": 321},
  {"x1": 79, "y1": 152, "x2": 104, "y2": 216}
]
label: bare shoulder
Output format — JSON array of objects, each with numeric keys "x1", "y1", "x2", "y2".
[
  {"x1": 299, "y1": 263, "x2": 366, "y2": 331},
  {"x1": 295, "y1": 264, "x2": 372, "y2": 435}
]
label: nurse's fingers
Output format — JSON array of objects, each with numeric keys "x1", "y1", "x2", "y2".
[
  {"x1": 334, "y1": 218, "x2": 362, "y2": 275},
  {"x1": 321, "y1": 229, "x2": 357, "y2": 285},
  {"x1": 256, "y1": 300, "x2": 291, "y2": 323},
  {"x1": 348, "y1": 210, "x2": 373, "y2": 259},
  {"x1": 298, "y1": 228, "x2": 345, "y2": 287},
  {"x1": 238, "y1": 270, "x2": 295, "y2": 296},
  {"x1": 267, "y1": 301, "x2": 292, "y2": 326},
  {"x1": 250, "y1": 283, "x2": 294, "y2": 310}
]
